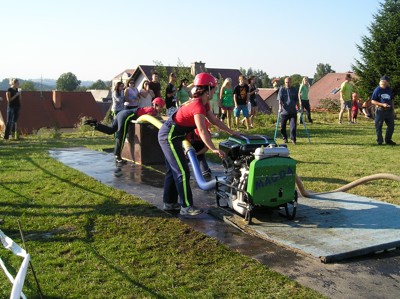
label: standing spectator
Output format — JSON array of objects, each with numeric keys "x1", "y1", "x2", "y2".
[
  {"x1": 158, "y1": 73, "x2": 237, "y2": 216},
  {"x1": 371, "y1": 75, "x2": 396, "y2": 145},
  {"x1": 338, "y1": 73, "x2": 353, "y2": 124},
  {"x1": 139, "y1": 80, "x2": 154, "y2": 108},
  {"x1": 165, "y1": 73, "x2": 178, "y2": 117},
  {"x1": 124, "y1": 79, "x2": 139, "y2": 109},
  {"x1": 219, "y1": 78, "x2": 234, "y2": 129},
  {"x1": 233, "y1": 75, "x2": 250, "y2": 130},
  {"x1": 111, "y1": 82, "x2": 125, "y2": 118},
  {"x1": 277, "y1": 77, "x2": 300, "y2": 144},
  {"x1": 247, "y1": 76, "x2": 259, "y2": 128},
  {"x1": 351, "y1": 92, "x2": 360, "y2": 123},
  {"x1": 0, "y1": 97, "x2": 4, "y2": 135},
  {"x1": 298, "y1": 76, "x2": 313, "y2": 124},
  {"x1": 4, "y1": 78, "x2": 21, "y2": 140},
  {"x1": 148, "y1": 71, "x2": 161, "y2": 99},
  {"x1": 176, "y1": 78, "x2": 191, "y2": 106}
]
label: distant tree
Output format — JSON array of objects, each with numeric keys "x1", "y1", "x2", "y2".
[
  {"x1": 313, "y1": 63, "x2": 335, "y2": 83},
  {"x1": 88, "y1": 79, "x2": 108, "y2": 90},
  {"x1": 20, "y1": 80, "x2": 36, "y2": 91},
  {"x1": 353, "y1": 0, "x2": 400, "y2": 104},
  {"x1": 290, "y1": 74, "x2": 303, "y2": 90},
  {"x1": 56, "y1": 72, "x2": 81, "y2": 91},
  {"x1": 239, "y1": 67, "x2": 271, "y2": 88}
]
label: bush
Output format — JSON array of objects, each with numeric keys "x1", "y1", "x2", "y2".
[
  {"x1": 317, "y1": 98, "x2": 340, "y2": 112},
  {"x1": 76, "y1": 116, "x2": 95, "y2": 133},
  {"x1": 35, "y1": 126, "x2": 62, "y2": 139}
]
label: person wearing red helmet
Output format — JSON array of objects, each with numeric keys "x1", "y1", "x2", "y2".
[
  {"x1": 158, "y1": 73, "x2": 238, "y2": 216},
  {"x1": 85, "y1": 97, "x2": 165, "y2": 165}
]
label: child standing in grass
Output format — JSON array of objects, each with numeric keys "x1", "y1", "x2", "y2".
[{"x1": 351, "y1": 92, "x2": 360, "y2": 123}]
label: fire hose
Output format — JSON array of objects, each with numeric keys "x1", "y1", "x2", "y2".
[
  {"x1": 296, "y1": 173, "x2": 400, "y2": 198},
  {"x1": 135, "y1": 115, "x2": 400, "y2": 196}
]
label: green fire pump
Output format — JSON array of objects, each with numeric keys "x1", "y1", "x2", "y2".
[{"x1": 216, "y1": 134, "x2": 297, "y2": 224}]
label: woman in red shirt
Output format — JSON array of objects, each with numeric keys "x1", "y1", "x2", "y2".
[{"x1": 158, "y1": 73, "x2": 237, "y2": 216}]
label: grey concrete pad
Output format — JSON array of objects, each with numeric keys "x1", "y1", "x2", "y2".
[
  {"x1": 215, "y1": 192, "x2": 400, "y2": 262},
  {"x1": 50, "y1": 147, "x2": 400, "y2": 263}
]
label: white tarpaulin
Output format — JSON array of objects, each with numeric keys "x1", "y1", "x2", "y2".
[{"x1": 0, "y1": 229, "x2": 29, "y2": 299}]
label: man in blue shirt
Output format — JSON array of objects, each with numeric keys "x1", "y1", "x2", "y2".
[
  {"x1": 371, "y1": 75, "x2": 396, "y2": 145},
  {"x1": 277, "y1": 77, "x2": 300, "y2": 144}
]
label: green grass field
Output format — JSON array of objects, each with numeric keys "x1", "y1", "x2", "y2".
[{"x1": 0, "y1": 111, "x2": 398, "y2": 298}]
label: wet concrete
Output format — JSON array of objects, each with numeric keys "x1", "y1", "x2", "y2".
[{"x1": 49, "y1": 147, "x2": 400, "y2": 299}]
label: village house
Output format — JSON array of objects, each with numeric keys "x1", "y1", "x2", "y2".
[{"x1": 308, "y1": 72, "x2": 357, "y2": 109}]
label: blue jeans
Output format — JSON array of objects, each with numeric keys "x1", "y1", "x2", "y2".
[
  {"x1": 280, "y1": 113, "x2": 297, "y2": 141},
  {"x1": 375, "y1": 108, "x2": 395, "y2": 143},
  {"x1": 4, "y1": 106, "x2": 20, "y2": 139}
]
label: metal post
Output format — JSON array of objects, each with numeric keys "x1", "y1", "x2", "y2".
[
  {"x1": 301, "y1": 113, "x2": 311, "y2": 144},
  {"x1": 273, "y1": 110, "x2": 280, "y2": 142}
]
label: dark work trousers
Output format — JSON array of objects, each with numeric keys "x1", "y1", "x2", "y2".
[
  {"x1": 95, "y1": 109, "x2": 137, "y2": 158},
  {"x1": 300, "y1": 100, "x2": 312, "y2": 123},
  {"x1": 158, "y1": 119, "x2": 195, "y2": 208},
  {"x1": 375, "y1": 108, "x2": 395, "y2": 144},
  {"x1": 280, "y1": 113, "x2": 297, "y2": 142},
  {"x1": 4, "y1": 106, "x2": 20, "y2": 139}
]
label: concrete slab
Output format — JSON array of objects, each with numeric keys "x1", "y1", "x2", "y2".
[
  {"x1": 49, "y1": 147, "x2": 400, "y2": 263},
  {"x1": 212, "y1": 192, "x2": 400, "y2": 262}
]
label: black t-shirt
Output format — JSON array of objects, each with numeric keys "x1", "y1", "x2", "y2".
[
  {"x1": 7, "y1": 88, "x2": 20, "y2": 107},
  {"x1": 148, "y1": 81, "x2": 161, "y2": 98},
  {"x1": 165, "y1": 83, "x2": 176, "y2": 109},
  {"x1": 249, "y1": 84, "x2": 257, "y2": 102},
  {"x1": 233, "y1": 84, "x2": 249, "y2": 106}
]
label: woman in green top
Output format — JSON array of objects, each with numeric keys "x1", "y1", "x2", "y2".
[
  {"x1": 298, "y1": 76, "x2": 313, "y2": 124},
  {"x1": 176, "y1": 78, "x2": 191, "y2": 106},
  {"x1": 219, "y1": 77, "x2": 234, "y2": 129}
]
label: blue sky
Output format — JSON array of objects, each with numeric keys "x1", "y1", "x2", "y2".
[{"x1": 1, "y1": 0, "x2": 381, "y2": 81}]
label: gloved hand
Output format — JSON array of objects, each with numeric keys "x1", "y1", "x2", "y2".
[{"x1": 84, "y1": 119, "x2": 98, "y2": 127}]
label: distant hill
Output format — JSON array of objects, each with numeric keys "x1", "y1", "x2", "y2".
[{"x1": 0, "y1": 78, "x2": 96, "y2": 91}]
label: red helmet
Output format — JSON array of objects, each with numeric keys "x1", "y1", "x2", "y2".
[
  {"x1": 194, "y1": 73, "x2": 216, "y2": 87},
  {"x1": 152, "y1": 97, "x2": 165, "y2": 108}
]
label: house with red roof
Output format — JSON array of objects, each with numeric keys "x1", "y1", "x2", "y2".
[
  {"x1": 309, "y1": 72, "x2": 356, "y2": 109},
  {"x1": 0, "y1": 90, "x2": 105, "y2": 135}
]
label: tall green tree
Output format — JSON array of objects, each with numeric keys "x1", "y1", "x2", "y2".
[
  {"x1": 56, "y1": 72, "x2": 81, "y2": 91},
  {"x1": 313, "y1": 63, "x2": 335, "y2": 83},
  {"x1": 353, "y1": 0, "x2": 400, "y2": 103}
]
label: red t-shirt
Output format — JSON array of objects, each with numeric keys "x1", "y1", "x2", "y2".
[
  {"x1": 137, "y1": 106, "x2": 156, "y2": 116},
  {"x1": 173, "y1": 98, "x2": 210, "y2": 127}
]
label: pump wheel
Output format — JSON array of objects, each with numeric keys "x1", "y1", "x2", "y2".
[{"x1": 285, "y1": 191, "x2": 298, "y2": 220}]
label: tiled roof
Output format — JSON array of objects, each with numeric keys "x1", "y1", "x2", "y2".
[
  {"x1": 0, "y1": 91, "x2": 105, "y2": 134},
  {"x1": 309, "y1": 73, "x2": 357, "y2": 108},
  {"x1": 257, "y1": 88, "x2": 278, "y2": 101},
  {"x1": 112, "y1": 69, "x2": 136, "y2": 80}
]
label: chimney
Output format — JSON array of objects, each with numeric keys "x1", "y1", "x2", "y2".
[
  {"x1": 190, "y1": 61, "x2": 206, "y2": 76},
  {"x1": 52, "y1": 90, "x2": 62, "y2": 109}
]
